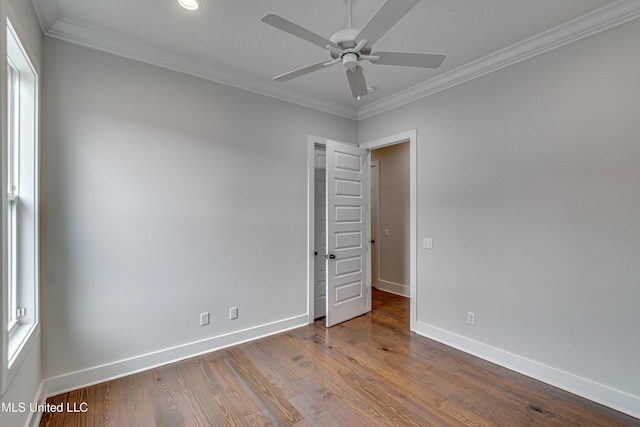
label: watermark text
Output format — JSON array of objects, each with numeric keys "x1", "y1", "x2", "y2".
[{"x1": 1, "y1": 401, "x2": 88, "y2": 413}]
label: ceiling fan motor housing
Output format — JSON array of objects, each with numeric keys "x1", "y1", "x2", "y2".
[
  {"x1": 330, "y1": 28, "x2": 372, "y2": 71},
  {"x1": 330, "y1": 29, "x2": 372, "y2": 52},
  {"x1": 330, "y1": 28, "x2": 360, "y2": 48}
]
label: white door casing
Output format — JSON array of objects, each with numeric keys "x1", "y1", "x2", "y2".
[
  {"x1": 360, "y1": 130, "x2": 417, "y2": 331},
  {"x1": 325, "y1": 140, "x2": 369, "y2": 327}
]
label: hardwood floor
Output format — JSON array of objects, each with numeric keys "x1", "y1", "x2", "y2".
[{"x1": 40, "y1": 289, "x2": 639, "y2": 426}]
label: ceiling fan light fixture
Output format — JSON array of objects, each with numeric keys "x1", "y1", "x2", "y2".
[
  {"x1": 342, "y1": 52, "x2": 359, "y2": 71},
  {"x1": 178, "y1": 0, "x2": 201, "y2": 11}
]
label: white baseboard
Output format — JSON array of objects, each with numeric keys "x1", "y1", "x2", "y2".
[
  {"x1": 376, "y1": 279, "x2": 409, "y2": 297},
  {"x1": 38, "y1": 314, "x2": 308, "y2": 402},
  {"x1": 413, "y1": 320, "x2": 640, "y2": 420}
]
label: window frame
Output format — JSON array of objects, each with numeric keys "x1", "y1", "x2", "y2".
[{"x1": 2, "y1": 17, "x2": 40, "y2": 395}]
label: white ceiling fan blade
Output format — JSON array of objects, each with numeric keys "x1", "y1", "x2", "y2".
[
  {"x1": 356, "y1": 0, "x2": 420, "y2": 46},
  {"x1": 274, "y1": 61, "x2": 333, "y2": 82},
  {"x1": 371, "y1": 51, "x2": 445, "y2": 68},
  {"x1": 346, "y1": 66, "x2": 368, "y2": 99},
  {"x1": 261, "y1": 14, "x2": 339, "y2": 50}
]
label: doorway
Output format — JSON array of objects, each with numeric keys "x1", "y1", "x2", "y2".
[
  {"x1": 307, "y1": 131, "x2": 417, "y2": 329},
  {"x1": 370, "y1": 142, "x2": 410, "y2": 297}
]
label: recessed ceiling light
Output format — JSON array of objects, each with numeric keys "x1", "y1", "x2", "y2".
[{"x1": 178, "y1": 0, "x2": 201, "y2": 11}]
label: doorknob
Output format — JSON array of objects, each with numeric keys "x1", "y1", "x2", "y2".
[{"x1": 326, "y1": 254, "x2": 336, "y2": 260}]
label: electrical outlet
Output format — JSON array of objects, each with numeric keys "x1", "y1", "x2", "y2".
[
  {"x1": 467, "y1": 312, "x2": 476, "y2": 326},
  {"x1": 200, "y1": 312, "x2": 210, "y2": 326},
  {"x1": 229, "y1": 306, "x2": 238, "y2": 320},
  {"x1": 423, "y1": 237, "x2": 433, "y2": 249}
]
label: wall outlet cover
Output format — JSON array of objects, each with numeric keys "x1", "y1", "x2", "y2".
[
  {"x1": 200, "y1": 312, "x2": 210, "y2": 326},
  {"x1": 467, "y1": 312, "x2": 476, "y2": 326}
]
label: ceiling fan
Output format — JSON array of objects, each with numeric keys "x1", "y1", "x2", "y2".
[{"x1": 261, "y1": 0, "x2": 445, "y2": 99}]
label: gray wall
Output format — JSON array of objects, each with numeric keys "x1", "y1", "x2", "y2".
[
  {"x1": 5, "y1": 1, "x2": 639, "y2": 419},
  {"x1": 360, "y1": 18, "x2": 640, "y2": 405},
  {"x1": 371, "y1": 143, "x2": 409, "y2": 296},
  {"x1": 40, "y1": 38, "x2": 357, "y2": 380}
]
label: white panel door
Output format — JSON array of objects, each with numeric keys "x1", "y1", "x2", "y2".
[{"x1": 326, "y1": 140, "x2": 369, "y2": 327}]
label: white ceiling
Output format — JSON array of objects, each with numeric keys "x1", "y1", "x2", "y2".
[{"x1": 32, "y1": 0, "x2": 640, "y2": 119}]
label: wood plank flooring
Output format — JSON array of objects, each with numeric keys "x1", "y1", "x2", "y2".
[{"x1": 40, "y1": 289, "x2": 639, "y2": 426}]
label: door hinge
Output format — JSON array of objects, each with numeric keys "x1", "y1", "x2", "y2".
[{"x1": 16, "y1": 307, "x2": 26, "y2": 318}]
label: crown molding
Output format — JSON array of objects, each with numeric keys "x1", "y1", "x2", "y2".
[
  {"x1": 31, "y1": 0, "x2": 640, "y2": 122},
  {"x1": 30, "y1": 1, "x2": 358, "y2": 120},
  {"x1": 31, "y1": 0, "x2": 60, "y2": 34},
  {"x1": 357, "y1": 0, "x2": 640, "y2": 120}
]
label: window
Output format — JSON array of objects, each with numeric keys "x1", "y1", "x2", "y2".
[{"x1": 3, "y1": 18, "x2": 39, "y2": 379}]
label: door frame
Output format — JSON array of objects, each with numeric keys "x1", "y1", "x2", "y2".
[{"x1": 307, "y1": 130, "x2": 417, "y2": 330}]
